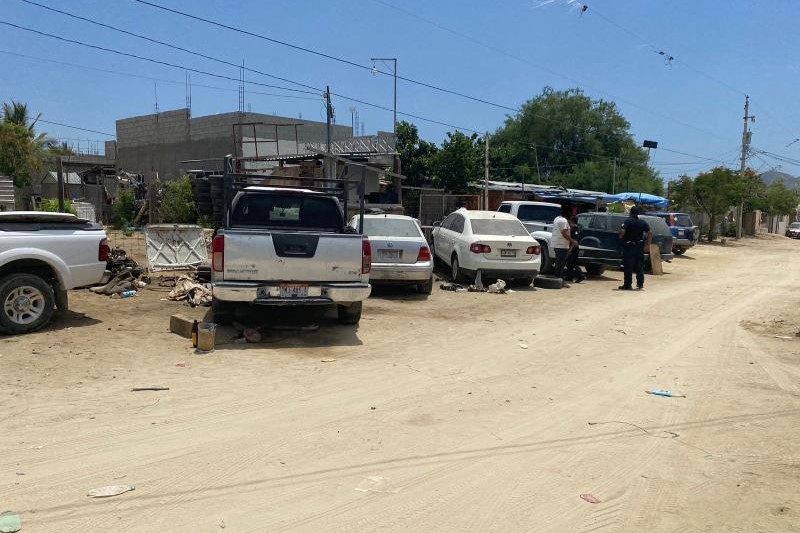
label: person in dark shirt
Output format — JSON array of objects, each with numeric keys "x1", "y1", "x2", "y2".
[
  {"x1": 618, "y1": 206, "x2": 652, "y2": 290},
  {"x1": 564, "y1": 216, "x2": 586, "y2": 283}
]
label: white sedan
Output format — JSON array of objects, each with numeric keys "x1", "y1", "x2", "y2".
[
  {"x1": 349, "y1": 214, "x2": 434, "y2": 294},
  {"x1": 431, "y1": 209, "x2": 542, "y2": 285}
]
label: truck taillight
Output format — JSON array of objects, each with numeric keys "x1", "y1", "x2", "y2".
[
  {"x1": 212, "y1": 235, "x2": 224, "y2": 272},
  {"x1": 526, "y1": 245, "x2": 540, "y2": 255},
  {"x1": 99, "y1": 238, "x2": 110, "y2": 262},
  {"x1": 417, "y1": 246, "x2": 432, "y2": 262},
  {"x1": 362, "y1": 239, "x2": 372, "y2": 274},
  {"x1": 470, "y1": 243, "x2": 491, "y2": 254}
]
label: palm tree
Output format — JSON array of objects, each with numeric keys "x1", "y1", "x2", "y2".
[{"x1": 2, "y1": 100, "x2": 41, "y2": 132}]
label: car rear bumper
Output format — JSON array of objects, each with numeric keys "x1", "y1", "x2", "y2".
[
  {"x1": 213, "y1": 281, "x2": 371, "y2": 305},
  {"x1": 673, "y1": 238, "x2": 696, "y2": 248},
  {"x1": 370, "y1": 262, "x2": 433, "y2": 282}
]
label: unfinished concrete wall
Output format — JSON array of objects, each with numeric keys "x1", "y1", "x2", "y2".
[{"x1": 115, "y1": 108, "x2": 351, "y2": 179}]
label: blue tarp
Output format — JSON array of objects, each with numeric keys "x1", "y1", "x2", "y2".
[{"x1": 604, "y1": 192, "x2": 669, "y2": 209}]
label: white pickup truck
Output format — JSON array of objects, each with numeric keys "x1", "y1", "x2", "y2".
[
  {"x1": 0, "y1": 211, "x2": 109, "y2": 334},
  {"x1": 498, "y1": 201, "x2": 563, "y2": 274},
  {"x1": 211, "y1": 186, "x2": 372, "y2": 325}
]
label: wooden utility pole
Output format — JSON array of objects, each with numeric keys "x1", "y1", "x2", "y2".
[
  {"x1": 736, "y1": 95, "x2": 753, "y2": 239},
  {"x1": 484, "y1": 132, "x2": 489, "y2": 210},
  {"x1": 56, "y1": 156, "x2": 65, "y2": 212}
]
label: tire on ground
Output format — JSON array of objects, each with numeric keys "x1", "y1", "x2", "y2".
[
  {"x1": 0, "y1": 273, "x2": 56, "y2": 335},
  {"x1": 418, "y1": 277, "x2": 434, "y2": 295},
  {"x1": 337, "y1": 301, "x2": 363, "y2": 325},
  {"x1": 533, "y1": 275, "x2": 564, "y2": 290},
  {"x1": 585, "y1": 263, "x2": 607, "y2": 277}
]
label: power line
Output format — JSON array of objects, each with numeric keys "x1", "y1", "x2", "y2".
[
  {"x1": 0, "y1": 49, "x2": 321, "y2": 101},
  {"x1": 129, "y1": 0, "x2": 519, "y2": 113},
  {"x1": 371, "y1": 0, "x2": 730, "y2": 143},
  {"x1": 37, "y1": 119, "x2": 115, "y2": 137}
]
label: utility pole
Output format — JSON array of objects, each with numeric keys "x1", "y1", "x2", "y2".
[
  {"x1": 533, "y1": 145, "x2": 541, "y2": 184},
  {"x1": 736, "y1": 95, "x2": 754, "y2": 239},
  {"x1": 612, "y1": 157, "x2": 617, "y2": 194},
  {"x1": 56, "y1": 156, "x2": 65, "y2": 213},
  {"x1": 484, "y1": 132, "x2": 489, "y2": 210},
  {"x1": 325, "y1": 85, "x2": 333, "y2": 178}
]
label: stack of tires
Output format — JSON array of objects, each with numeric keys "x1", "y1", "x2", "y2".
[{"x1": 191, "y1": 177, "x2": 213, "y2": 219}]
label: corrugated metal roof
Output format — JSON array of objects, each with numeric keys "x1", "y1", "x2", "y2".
[{"x1": 44, "y1": 171, "x2": 82, "y2": 185}]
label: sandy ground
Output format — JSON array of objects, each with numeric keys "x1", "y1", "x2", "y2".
[{"x1": 1, "y1": 236, "x2": 799, "y2": 532}]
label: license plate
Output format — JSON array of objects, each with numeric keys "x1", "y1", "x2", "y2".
[
  {"x1": 500, "y1": 249, "x2": 516, "y2": 257},
  {"x1": 279, "y1": 284, "x2": 308, "y2": 298},
  {"x1": 677, "y1": 230, "x2": 685, "y2": 236},
  {"x1": 379, "y1": 249, "x2": 401, "y2": 260}
]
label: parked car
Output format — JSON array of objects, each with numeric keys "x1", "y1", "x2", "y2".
[
  {"x1": 431, "y1": 209, "x2": 541, "y2": 284},
  {"x1": 648, "y1": 212, "x2": 699, "y2": 255},
  {"x1": 211, "y1": 186, "x2": 371, "y2": 325},
  {"x1": 786, "y1": 222, "x2": 800, "y2": 239},
  {"x1": 576, "y1": 212, "x2": 674, "y2": 275},
  {"x1": 497, "y1": 200, "x2": 562, "y2": 273},
  {"x1": 348, "y1": 214, "x2": 434, "y2": 294},
  {"x1": 0, "y1": 211, "x2": 108, "y2": 334}
]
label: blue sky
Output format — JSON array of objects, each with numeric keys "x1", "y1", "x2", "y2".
[{"x1": 2, "y1": 0, "x2": 799, "y2": 181}]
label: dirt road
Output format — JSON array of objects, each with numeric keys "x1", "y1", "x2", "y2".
[{"x1": 2, "y1": 237, "x2": 799, "y2": 532}]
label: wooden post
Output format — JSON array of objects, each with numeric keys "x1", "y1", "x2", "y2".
[
  {"x1": 56, "y1": 157, "x2": 65, "y2": 212},
  {"x1": 648, "y1": 244, "x2": 664, "y2": 275}
]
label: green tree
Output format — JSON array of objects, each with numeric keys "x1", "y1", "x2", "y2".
[
  {"x1": 113, "y1": 188, "x2": 137, "y2": 228},
  {"x1": 41, "y1": 198, "x2": 77, "y2": 215},
  {"x1": 395, "y1": 121, "x2": 438, "y2": 186},
  {"x1": 491, "y1": 87, "x2": 663, "y2": 194},
  {"x1": 160, "y1": 176, "x2": 197, "y2": 223},
  {"x1": 432, "y1": 131, "x2": 483, "y2": 192},
  {"x1": 0, "y1": 122, "x2": 41, "y2": 187},
  {"x1": 692, "y1": 167, "x2": 742, "y2": 241},
  {"x1": 763, "y1": 180, "x2": 800, "y2": 216}
]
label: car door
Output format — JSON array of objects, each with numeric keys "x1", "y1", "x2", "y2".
[
  {"x1": 434, "y1": 214, "x2": 456, "y2": 263},
  {"x1": 447, "y1": 214, "x2": 466, "y2": 263}
]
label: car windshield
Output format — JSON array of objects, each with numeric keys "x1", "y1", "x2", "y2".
[
  {"x1": 790, "y1": 222, "x2": 800, "y2": 229},
  {"x1": 362, "y1": 218, "x2": 420, "y2": 237},
  {"x1": 516, "y1": 204, "x2": 561, "y2": 223},
  {"x1": 470, "y1": 219, "x2": 528, "y2": 236},
  {"x1": 674, "y1": 214, "x2": 693, "y2": 226},
  {"x1": 231, "y1": 193, "x2": 343, "y2": 231}
]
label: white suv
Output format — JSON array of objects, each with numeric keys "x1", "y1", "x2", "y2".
[{"x1": 431, "y1": 209, "x2": 541, "y2": 285}]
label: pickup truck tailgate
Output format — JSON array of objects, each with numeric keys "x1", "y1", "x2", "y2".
[{"x1": 221, "y1": 231, "x2": 365, "y2": 282}]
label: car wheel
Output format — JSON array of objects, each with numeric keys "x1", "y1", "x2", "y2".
[
  {"x1": 211, "y1": 298, "x2": 234, "y2": 325},
  {"x1": 0, "y1": 273, "x2": 56, "y2": 335},
  {"x1": 418, "y1": 277, "x2": 433, "y2": 295},
  {"x1": 585, "y1": 263, "x2": 606, "y2": 277},
  {"x1": 337, "y1": 301, "x2": 362, "y2": 325},
  {"x1": 451, "y1": 255, "x2": 463, "y2": 283},
  {"x1": 533, "y1": 275, "x2": 563, "y2": 290},
  {"x1": 672, "y1": 247, "x2": 685, "y2": 256},
  {"x1": 538, "y1": 244, "x2": 552, "y2": 274}
]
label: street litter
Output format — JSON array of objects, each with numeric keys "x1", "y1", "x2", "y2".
[
  {"x1": 580, "y1": 493, "x2": 601, "y2": 504},
  {"x1": 87, "y1": 484, "x2": 135, "y2": 498},
  {"x1": 168, "y1": 275, "x2": 212, "y2": 307},
  {"x1": 131, "y1": 386, "x2": 169, "y2": 392},
  {"x1": 321, "y1": 358, "x2": 337, "y2": 363},
  {"x1": 519, "y1": 343, "x2": 529, "y2": 349},
  {"x1": 487, "y1": 279, "x2": 507, "y2": 293},
  {"x1": 354, "y1": 476, "x2": 399, "y2": 494},
  {"x1": 774, "y1": 335, "x2": 794, "y2": 340},
  {"x1": 440, "y1": 280, "x2": 508, "y2": 294},
  {"x1": 90, "y1": 248, "x2": 149, "y2": 297},
  {"x1": 0, "y1": 511, "x2": 21, "y2": 533},
  {"x1": 646, "y1": 389, "x2": 686, "y2": 398}
]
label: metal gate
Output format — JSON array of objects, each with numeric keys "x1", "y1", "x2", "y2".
[{"x1": 144, "y1": 224, "x2": 209, "y2": 271}]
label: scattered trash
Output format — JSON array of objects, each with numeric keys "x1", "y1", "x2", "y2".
[
  {"x1": 370, "y1": 406, "x2": 376, "y2": 410},
  {"x1": 131, "y1": 386, "x2": 169, "y2": 392},
  {"x1": 774, "y1": 335, "x2": 794, "y2": 340},
  {"x1": 175, "y1": 361, "x2": 186, "y2": 367},
  {"x1": 646, "y1": 389, "x2": 685, "y2": 398},
  {"x1": 168, "y1": 276, "x2": 212, "y2": 307},
  {"x1": 580, "y1": 493, "x2": 601, "y2": 504},
  {"x1": 614, "y1": 329, "x2": 628, "y2": 335},
  {"x1": 218, "y1": 520, "x2": 226, "y2": 529},
  {"x1": 321, "y1": 358, "x2": 337, "y2": 363},
  {"x1": 112, "y1": 289, "x2": 137, "y2": 299},
  {"x1": 519, "y1": 343, "x2": 529, "y2": 350},
  {"x1": 91, "y1": 248, "x2": 149, "y2": 297},
  {"x1": 0, "y1": 511, "x2": 21, "y2": 533},
  {"x1": 487, "y1": 279, "x2": 507, "y2": 294},
  {"x1": 354, "y1": 476, "x2": 399, "y2": 494},
  {"x1": 87, "y1": 485, "x2": 135, "y2": 498},
  {"x1": 197, "y1": 323, "x2": 217, "y2": 351},
  {"x1": 112, "y1": 474, "x2": 127, "y2": 480}
]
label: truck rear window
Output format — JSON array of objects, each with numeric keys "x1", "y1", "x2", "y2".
[{"x1": 231, "y1": 194, "x2": 344, "y2": 231}]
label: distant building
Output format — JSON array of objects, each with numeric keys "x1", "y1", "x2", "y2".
[{"x1": 114, "y1": 108, "x2": 353, "y2": 179}]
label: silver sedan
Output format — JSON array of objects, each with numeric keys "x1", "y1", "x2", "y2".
[{"x1": 349, "y1": 214, "x2": 434, "y2": 294}]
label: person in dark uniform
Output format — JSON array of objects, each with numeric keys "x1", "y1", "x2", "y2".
[
  {"x1": 618, "y1": 206, "x2": 652, "y2": 291},
  {"x1": 564, "y1": 216, "x2": 586, "y2": 283}
]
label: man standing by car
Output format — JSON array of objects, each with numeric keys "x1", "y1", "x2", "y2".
[
  {"x1": 552, "y1": 207, "x2": 578, "y2": 285},
  {"x1": 564, "y1": 216, "x2": 586, "y2": 283},
  {"x1": 618, "y1": 206, "x2": 652, "y2": 291}
]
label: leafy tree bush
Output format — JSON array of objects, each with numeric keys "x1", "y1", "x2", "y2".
[
  {"x1": 113, "y1": 188, "x2": 137, "y2": 228},
  {"x1": 159, "y1": 176, "x2": 197, "y2": 223},
  {"x1": 41, "y1": 198, "x2": 77, "y2": 215}
]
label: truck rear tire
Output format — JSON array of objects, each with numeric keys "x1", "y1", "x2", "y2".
[
  {"x1": 0, "y1": 273, "x2": 56, "y2": 335},
  {"x1": 337, "y1": 301, "x2": 362, "y2": 325},
  {"x1": 212, "y1": 299, "x2": 234, "y2": 325}
]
